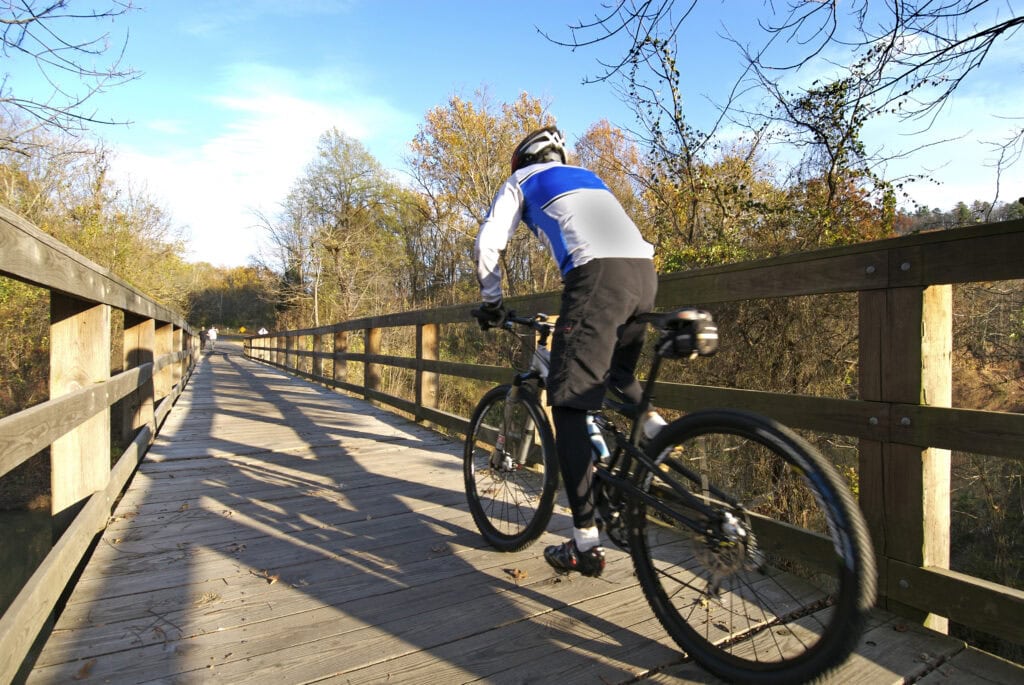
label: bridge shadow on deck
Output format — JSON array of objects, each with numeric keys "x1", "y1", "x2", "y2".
[{"x1": 26, "y1": 343, "x2": 725, "y2": 684}]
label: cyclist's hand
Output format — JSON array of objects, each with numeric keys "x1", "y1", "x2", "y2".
[{"x1": 471, "y1": 300, "x2": 506, "y2": 331}]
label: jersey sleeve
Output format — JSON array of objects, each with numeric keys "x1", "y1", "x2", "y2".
[{"x1": 474, "y1": 178, "x2": 523, "y2": 303}]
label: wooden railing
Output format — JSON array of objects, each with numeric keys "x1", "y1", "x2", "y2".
[
  {"x1": 0, "y1": 206, "x2": 196, "y2": 682},
  {"x1": 245, "y1": 218, "x2": 1024, "y2": 650}
]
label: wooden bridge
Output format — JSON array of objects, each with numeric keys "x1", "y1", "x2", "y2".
[{"x1": 2, "y1": 206, "x2": 1023, "y2": 683}]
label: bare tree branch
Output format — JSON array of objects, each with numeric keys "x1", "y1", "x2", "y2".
[
  {"x1": 1, "y1": 0, "x2": 139, "y2": 154},
  {"x1": 982, "y1": 116, "x2": 1024, "y2": 212},
  {"x1": 539, "y1": 0, "x2": 700, "y2": 84},
  {"x1": 545, "y1": 0, "x2": 1023, "y2": 213},
  {"x1": 550, "y1": 1, "x2": 1021, "y2": 119},
  {"x1": 750, "y1": 1, "x2": 1024, "y2": 123}
]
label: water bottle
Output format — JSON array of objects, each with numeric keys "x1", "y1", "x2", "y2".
[{"x1": 587, "y1": 414, "x2": 611, "y2": 464}]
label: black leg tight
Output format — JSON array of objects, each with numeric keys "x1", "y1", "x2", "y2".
[{"x1": 551, "y1": 406, "x2": 595, "y2": 529}]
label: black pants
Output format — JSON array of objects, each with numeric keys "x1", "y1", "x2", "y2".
[{"x1": 548, "y1": 258, "x2": 657, "y2": 529}]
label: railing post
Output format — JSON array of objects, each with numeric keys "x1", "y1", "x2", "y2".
[
  {"x1": 49, "y1": 295, "x2": 111, "y2": 530},
  {"x1": 154, "y1": 322, "x2": 173, "y2": 403},
  {"x1": 416, "y1": 323, "x2": 439, "y2": 420},
  {"x1": 312, "y1": 333, "x2": 324, "y2": 380},
  {"x1": 286, "y1": 335, "x2": 296, "y2": 372},
  {"x1": 365, "y1": 327, "x2": 381, "y2": 399},
  {"x1": 859, "y1": 283, "x2": 952, "y2": 633},
  {"x1": 173, "y1": 325, "x2": 183, "y2": 389},
  {"x1": 333, "y1": 329, "x2": 348, "y2": 386},
  {"x1": 305, "y1": 335, "x2": 314, "y2": 375},
  {"x1": 121, "y1": 314, "x2": 155, "y2": 445}
]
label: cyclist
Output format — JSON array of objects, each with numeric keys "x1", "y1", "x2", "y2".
[{"x1": 473, "y1": 125, "x2": 660, "y2": 578}]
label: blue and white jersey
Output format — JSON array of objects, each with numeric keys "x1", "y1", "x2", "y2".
[{"x1": 475, "y1": 162, "x2": 654, "y2": 303}]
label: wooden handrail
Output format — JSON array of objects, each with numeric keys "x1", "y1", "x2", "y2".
[
  {"x1": 245, "y1": 218, "x2": 1024, "y2": 647},
  {"x1": 0, "y1": 207, "x2": 196, "y2": 682}
]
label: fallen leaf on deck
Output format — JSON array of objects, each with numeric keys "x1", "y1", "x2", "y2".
[
  {"x1": 74, "y1": 658, "x2": 97, "y2": 680},
  {"x1": 251, "y1": 569, "x2": 279, "y2": 584},
  {"x1": 505, "y1": 568, "x2": 528, "y2": 584}
]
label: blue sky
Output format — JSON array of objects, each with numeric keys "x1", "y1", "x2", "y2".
[
  {"x1": 13, "y1": 1, "x2": 1023, "y2": 267},
  {"x1": 85, "y1": 0, "x2": 648, "y2": 266}
]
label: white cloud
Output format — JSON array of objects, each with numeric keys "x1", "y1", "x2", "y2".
[
  {"x1": 108, "y1": 62, "x2": 415, "y2": 267},
  {"x1": 144, "y1": 119, "x2": 186, "y2": 135}
]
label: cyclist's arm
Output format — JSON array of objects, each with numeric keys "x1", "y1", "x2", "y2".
[{"x1": 475, "y1": 179, "x2": 524, "y2": 303}]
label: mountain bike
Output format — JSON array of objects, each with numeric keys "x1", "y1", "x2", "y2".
[{"x1": 463, "y1": 309, "x2": 877, "y2": 684}]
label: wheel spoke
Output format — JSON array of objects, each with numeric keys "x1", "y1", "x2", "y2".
[
  {"x1": 629, "y1": 410, "x2": 874, "y2": 683},
  {"x1": 464, "y1": 385, "x2": 558, "y2": 552}
]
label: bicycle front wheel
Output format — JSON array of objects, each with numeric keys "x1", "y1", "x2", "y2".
[
  {"x1": 463, "y1": 384, "x2": 558, "y2": 552},
  {"x1": 630, "y1": 410, "x2": 876, "y2": 685}
]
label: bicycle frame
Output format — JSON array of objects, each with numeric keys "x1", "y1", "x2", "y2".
[
  {"x1": 473, "y1": 310, "x2": 876, "y2": 683},
  {"x1": 593, "y1": 324, "x2": 745, "y2": 541},
  {"x1": 595, "y1": 437, "x2": 740, "y2": 540},
  {"x1": 498, "y1": 311, "x2": 732, "y2": 538}
]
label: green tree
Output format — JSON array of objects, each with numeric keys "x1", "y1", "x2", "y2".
[
  {"x1": 0, "y1": 128, "x2": 189, "y2": 307},
  {"x1": 574, "y1": 120, "x2": 646, "y2": 225},
  {"x1": 187, "y1": 265, "x2": 278, "y2": 331},
  {"x1": 406, "y1": 90, "x2": 557, "y2": 303},
  {"x1": 258, "y1": 128, "x2": 408, "y2": 327}
]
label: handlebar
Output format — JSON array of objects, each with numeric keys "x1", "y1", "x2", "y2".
[
  {"x1": 502, "y1": 311, "x2": 553, "y2": 332},
  {"x1": 498, "y1": 312, "x2": 555, "y2": 348}
]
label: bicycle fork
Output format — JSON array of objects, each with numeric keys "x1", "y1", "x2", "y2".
[{"x1": 490, "y1": 383, "x2": 537, "y2": 472}]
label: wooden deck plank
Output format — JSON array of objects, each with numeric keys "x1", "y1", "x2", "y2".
[
  {"x1": 916, "y1": 646, "x2": 1024, "y2": 684},
  {"x1": 144, "y1": 554, "x2": 650, "y2": 684},
  {"x1": 25, "y1": 345, "x2": 1024, "y2": 684},
  {"x1": 56, "y1": 501, "x2": 476, "y2": 622}
]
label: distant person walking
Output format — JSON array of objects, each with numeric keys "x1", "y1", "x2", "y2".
[
  {"x1": 207, "y1": 326, "x2": 218, "y2": 351},
  {"x1": 200, "y1": 328, "x2": 208, "y2": 351}
]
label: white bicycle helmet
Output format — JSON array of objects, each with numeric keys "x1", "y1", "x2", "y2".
[{"x1": 510, "y1": 125, "x2": 567, "y2": 173}]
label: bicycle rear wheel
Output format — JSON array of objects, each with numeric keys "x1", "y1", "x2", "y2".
[
  {"x1": 463, "y1": 384, "x2": 558, "y2": 552},
  {"x1": 630, "y1": 410, "x2": 876, "y2": 684}
]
